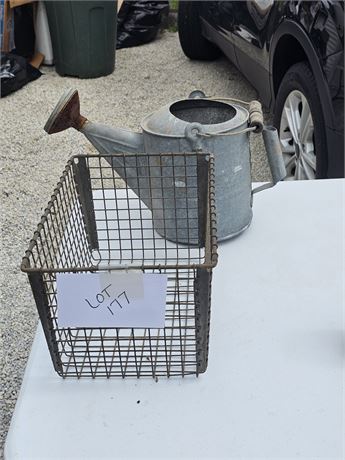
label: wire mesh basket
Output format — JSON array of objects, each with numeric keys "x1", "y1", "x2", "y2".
[{"x1": 21, "y1": 153, "x2": 218, "y2": 378}]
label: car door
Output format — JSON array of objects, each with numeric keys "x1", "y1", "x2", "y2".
[
  {"x1": 230, "y1": 0, "x2": 275, "y2": 106},
  {"x1": 199, "y1": 1, "x2": 238, "y2": 64}
]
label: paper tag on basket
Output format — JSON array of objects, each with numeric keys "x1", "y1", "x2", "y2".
[{"x1": 56, "y1": 272, "x2": 167, "y2": 328}]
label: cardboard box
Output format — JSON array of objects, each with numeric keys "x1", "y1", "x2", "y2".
[{"x1": 9, "y1": 0, "x2": 35, "y2": 8}]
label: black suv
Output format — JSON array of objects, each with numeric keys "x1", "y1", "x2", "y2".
[{"x1": 178, "y1": 1, "x2": 344, "y2": 179}]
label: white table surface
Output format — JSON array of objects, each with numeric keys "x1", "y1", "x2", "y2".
[{"x1": 5, "y1": 179, "x2": 344, "y2": 460}]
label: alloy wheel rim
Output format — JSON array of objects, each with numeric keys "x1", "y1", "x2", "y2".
[{"x1": 279, "y1": 90, "x2": 316, "y2": 180}]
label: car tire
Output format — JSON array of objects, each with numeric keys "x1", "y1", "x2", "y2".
[
  {"x1": 178, "y1": 1, "x2": 221, "y2": 60},
  {"x1": 273, "y1": 62, "x2": 327, "y2": 179}
]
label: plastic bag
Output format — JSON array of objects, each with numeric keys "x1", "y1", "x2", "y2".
[
  {"x1": 0, "y1": 52, "x2": 41, "y2": 97},
  {"x1": 117, "y1": 1, "x2": 169, "y2": 49},
  {"x1": 13, "y1": 4, "x2": 36, "y2": 59}
]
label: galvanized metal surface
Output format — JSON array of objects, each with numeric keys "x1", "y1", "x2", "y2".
[
  {"x1": 252, "y1": 127, "x2": 287, "y2": 195},
  {"x1": 45, "y1": 90, "x2": 286, "y2": 241}
]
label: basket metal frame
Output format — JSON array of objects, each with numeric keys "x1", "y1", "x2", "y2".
[{"x1": 21, "y1": 153, "x2": 218, "y2": 378}]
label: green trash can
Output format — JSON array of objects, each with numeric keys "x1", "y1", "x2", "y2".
[{"x1": 45, "y1": 1, "x2": 117, "y2": 78}]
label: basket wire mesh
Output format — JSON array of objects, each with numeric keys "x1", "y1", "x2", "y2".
[{"x1": 21, "y1": 153, "x2": 217, "y2": 378}]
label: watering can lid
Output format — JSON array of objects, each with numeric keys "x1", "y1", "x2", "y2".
[{"x1": 141, "y1": 98, "x2": 249, "y2": 138}]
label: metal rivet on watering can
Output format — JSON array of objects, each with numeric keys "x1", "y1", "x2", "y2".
[
  {"x1": 44, "y1": 89, "x2": 286, "y2": 243},
  {"x1": 185, "y1": 123, "x2": 205, "y2": 151}
]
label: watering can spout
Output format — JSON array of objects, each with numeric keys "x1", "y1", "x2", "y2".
[
  {"x1": 44, "y1": 88, "x2": 144, "y2": 155},
  {"x1": 44, "y1": 89, "x2": 87, "y2": 134},
  {"x1": 81, "y1": 122, "x2": 144, "y2": 156}
]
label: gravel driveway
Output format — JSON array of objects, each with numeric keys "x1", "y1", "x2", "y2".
[{"x1": 0, "y1": 30, "x2": 271, "y2": 455}]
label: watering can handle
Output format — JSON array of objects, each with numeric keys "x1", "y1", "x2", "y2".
[
  {"x1": 186, "y1": 91, "x2": 286, "y2": 189},
  {"x1": 248, "y1": 100, "x2": 264, "y2": 133},
  {"x1": 252, "y1": 126, "x2": 287, "y2": 195}
]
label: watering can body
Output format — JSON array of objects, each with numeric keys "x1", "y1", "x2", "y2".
[{"x1": 45, "y1": 89, "x2": 286, "y2": 244}]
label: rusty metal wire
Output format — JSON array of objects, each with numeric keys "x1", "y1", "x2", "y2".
[{"x1": 21, "y1": 153, "x2": 217, "y2": 378}]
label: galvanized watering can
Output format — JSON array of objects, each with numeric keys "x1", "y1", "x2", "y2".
[{"x1": 44, "y1": 88, "x2": 286, "y2": 244}]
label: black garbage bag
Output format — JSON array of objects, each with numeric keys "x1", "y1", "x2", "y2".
[
  {"x1": 14, "y1": 4, "x2": 36, "y2": 59},
  {"x1": 0, "y1": 53, "x2": 42, "y2": 98},
  {"x1": 117, "y1": 1, "x2": 169, "y2": 49}
]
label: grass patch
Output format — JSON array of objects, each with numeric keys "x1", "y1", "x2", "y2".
[{"x1": 170, "y1": 0, "x2": 178, "y2": 12}]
